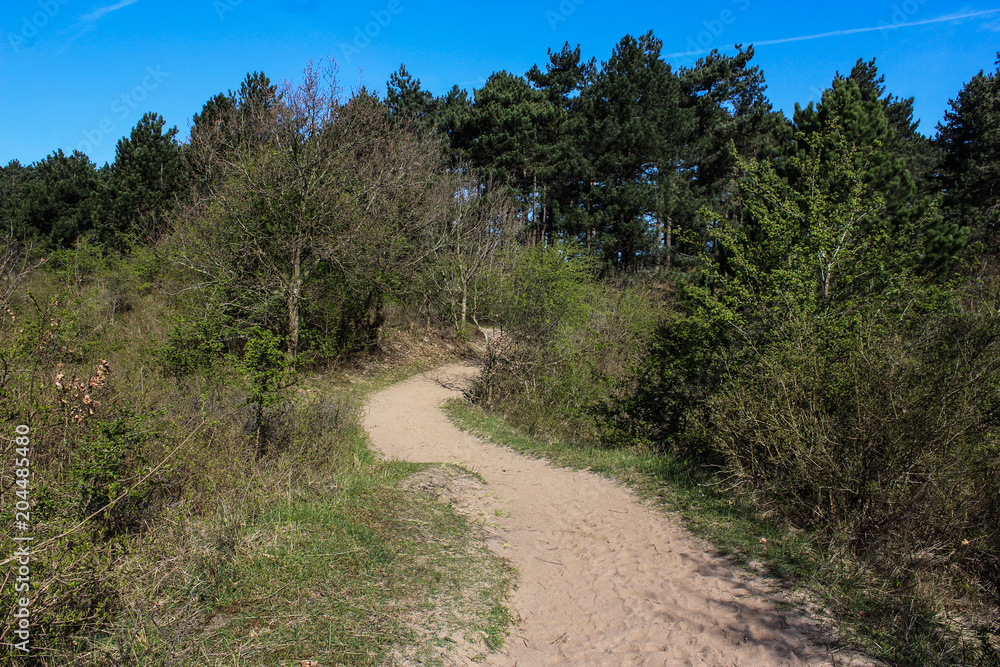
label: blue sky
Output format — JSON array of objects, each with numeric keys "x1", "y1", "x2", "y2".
[{"x1": 1, "y1": 0, "x2": 998, "y2": 167}]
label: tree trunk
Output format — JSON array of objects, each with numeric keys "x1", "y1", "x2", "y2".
[
  {"x1": 287, "y1": 246, "x2": 302, "y2": 358},
  {"x1": 460, "y1": 281, "x2": 468, "y2": 325},
  {"x1": 665, "y1": 216, "x2": 673, "y2": 269}
]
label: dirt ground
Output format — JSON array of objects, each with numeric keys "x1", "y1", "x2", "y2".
[{"x1": 364, "y1": 364, "x2": 874, "y2": 666}]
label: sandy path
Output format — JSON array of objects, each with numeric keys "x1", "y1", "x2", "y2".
[{"x1": 364, "y1": 364, "x2": 868, "y2": 666}]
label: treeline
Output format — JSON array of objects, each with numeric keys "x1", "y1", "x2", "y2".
[
  {"x1": 6, "y1": 34, "x2": 997, "y2": 274},
  {"x1": 4, "y1": 33, "x2": 997, "y2": 360},
  {"x1": 386, "y1": 34, "x2": 995, "y2": 275}
]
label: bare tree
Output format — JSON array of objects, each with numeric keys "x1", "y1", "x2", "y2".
[
  {"x1": 0, "y1": 236, "x2": 44, "y2": 308},
  {"x1": 425, "y1": 176, "x2": 521, "y2": 327},
  {"x1": 174, "y1": 59, "x2": 454, "y2": 357}
]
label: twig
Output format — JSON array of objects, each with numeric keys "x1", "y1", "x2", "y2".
[{"x1": 0, "y1": 420, "x2": 206, "y2": 568}]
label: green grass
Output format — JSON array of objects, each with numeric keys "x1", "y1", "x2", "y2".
[
  {"x1": 117, "y1": 461, "x2": 512, "y2": 666},
  {"x1": 53, "y1": 365, "x2": 516, "y2": 667}
]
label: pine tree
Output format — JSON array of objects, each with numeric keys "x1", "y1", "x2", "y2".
[
  {"x1": 386, "y1": 64, "x2": 436, "y2": 122},
  {"x1": 937, "y1": 54, "x2": 1000, "y2": 267},
  {"x1": 187, "y1": 72, "x2": 281, "y2": 197},
  {"x1": 10, "y1": 151, "x2": 99, "y2": 247},
  {"x1": 577, "y1": 31, "x2": 693, "y2": 270},
  {"x1": 679, "y1": 46, "x2": 782, "y2": 267},
  {"x1": 842, "y1": 57, "x2": 939, "y2": 192},
  {"x1": 432, "y1": 84, "x2": 472, "y2": 166},
  {"x1": 98, "y1": 112, "x2": 187, "y2": 246},
  {"x1": 526, "y1": 42, "x2": 595, "y2": 110},
  {"x1": 0, "y1": 161, "x2": 29, "y2": 238},
  {"x1": 526, "y1": 43, "x2": 596, "y2": 246},
  {"x1": 792, "y1": 76, "x2": 964, "y2": 273},
  {"x1": 461, "y1": 70, "x2": 558, "y2": 237}
]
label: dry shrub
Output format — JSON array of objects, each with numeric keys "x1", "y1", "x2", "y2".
[{"x1": 708, "y1": 289, "x2": 1000, "y2": 661}]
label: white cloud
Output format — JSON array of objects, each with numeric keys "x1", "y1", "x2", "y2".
[{"x1": 56, "y1": 0, "x2": 139, "y2": 55}]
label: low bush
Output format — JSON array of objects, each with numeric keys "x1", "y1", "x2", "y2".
[{"x1": 468, "y1": 246, "x2": 656, "y2": 443}]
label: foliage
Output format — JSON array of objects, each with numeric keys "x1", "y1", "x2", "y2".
[
  {"x1": 420, "y1": 175, "x2": 521, "y2": 328},
  {"x1": 469, "y1": 246, "x2": 656, "y2": 442},
  {"x1": 175, "y1": 61, "x2": 453, "y2": 361},
  {"x1": 601, "y1": 305, "x2": 730, "y2": 459},
  {"x1": 488, "y1": 244, "x2": 596, "y2": 344},
  {"x1": 604, "y1": 106, "x2": 1000, "y2": 662},
  {"x1": 71, "y1": 411, "x2": 163, "y2": 538},
  {"x1": 231, "y1": 328, "x2": 296, "y2": 458},
  {"x1": 158, "y1": 313, "x2": 227, "y2": 377},
  {"x1": 706, "y1": 283, "x2": 1000, "y2": 662},
  {"x1": 709, "y1": 286, "x2": 1000, "y2": 539},
  {"x1": 790, "y1": 75, "x2": 964, "y2": 273},
  {"x1": 386, "y1": 63, "x2": 438, "y2": 127},
  {"x1": 937, "y1": 53, "x2": 1000, "y2": 268},
  {"x1": 97, "y1": 112, "x2": 188, "y2": 247},
  {"x1": 0, "y1": 150, "x2": 99, "y2": 248}
]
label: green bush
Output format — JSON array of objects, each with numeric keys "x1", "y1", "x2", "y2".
[
  {"x1": 606, "y1": 129, "x2": 1000, "y2": 660},
  {"x1": 469, "y1": 246, "x2": 657, "y2": 443},
  {"x1": 232, "y1": 327, "x2": 296, "y2": 458},
  {"x1": 72, "y1": 411, "x2": 164, "y2": 538},
  {"x1": 158, "y1": 314, "x2": 227, "y2": 377},
  {"x1": 712, "y1": 293, "x2": 1000, "y2": 538},
  {"x1": 704, "y1": 286, "x2": 1000, "y2": 660},
  {"x1": 600, "y1": 304, "x2": 731, "y2": 459}
]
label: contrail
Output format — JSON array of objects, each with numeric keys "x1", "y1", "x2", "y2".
[
  {"x1": 663, "y1": 8, "x2": 1000, "y2": 58},
  {"x1": 56, "y1": 0, "x2": 140, "y2": 55},
  {"x1": 80, "y1": 0, "x2": 140, "y2": 25}
]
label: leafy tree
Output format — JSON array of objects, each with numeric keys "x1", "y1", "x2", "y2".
[
  {"x1": 791, "y1": 77, "x2": 963, "y2": 273},
  {"x1": 620, "y1": 121, "x2": 937, "y2": 456},
  {"x1": 98, "y1": 113, "x2": 187, "y2": 246},
  {"x1": 423, "y1": 176, "x2": 521, "y2": 327},
  {"x1": 174, "y1": 60, "x2": 453, "y2": 359},
  {"x1": 937, "y1": 54, "x2": 1000, "y2": 267},
  {"x1": 720, "y1": 129, "x2": 929, "y2": 308}
]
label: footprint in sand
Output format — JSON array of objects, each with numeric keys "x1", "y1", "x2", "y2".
[{"x1": 364, "y1": 364, "x2": 875, "y2": 667}]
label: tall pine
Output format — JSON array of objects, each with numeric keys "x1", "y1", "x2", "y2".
[{"x1": 937, "y1": 54, "x2": 1000, "y2": 268}]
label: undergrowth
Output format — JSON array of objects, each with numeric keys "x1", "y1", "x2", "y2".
[{"x1": 0, "y1": 248, "x2": 510, "y2": 665}]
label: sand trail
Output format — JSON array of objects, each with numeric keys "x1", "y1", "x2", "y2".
[{"x1": 364, "y1": 364, "x2": 868, "y2": 666}]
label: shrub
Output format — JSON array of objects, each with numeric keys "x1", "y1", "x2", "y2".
[
  {"x1": 705, "y1": 285, "x2": 1000, "y2": 659},
  {"x1": 600, "y1": 304, "x2": 731, "y2": 459},
  {"x1": 232, "y1": 327, "x2": 296, "y2": 458},
  {"x1": 469, "y1": 246, "x2": 657, "y2": 443},
  {"x1": 72, "y1": 411, "x2": 164, "y2": 538}
]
